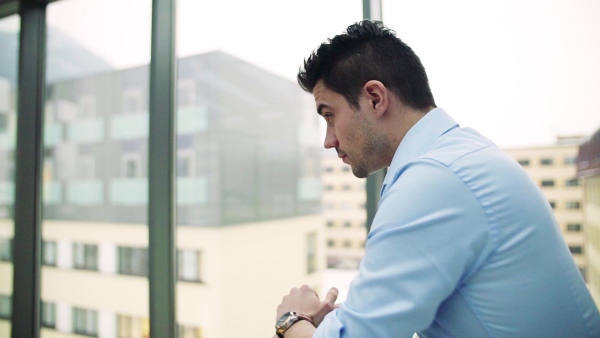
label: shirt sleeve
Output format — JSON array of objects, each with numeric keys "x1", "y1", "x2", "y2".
[{"x1": 314, "y1": 159, "x2": 491, "y2": 338}]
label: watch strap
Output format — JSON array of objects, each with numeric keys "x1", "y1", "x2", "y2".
[{"x1": 275, "y1": 311, "x2": 315, "y2": 338}]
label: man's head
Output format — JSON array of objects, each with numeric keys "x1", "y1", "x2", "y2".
[
  {"x1": 298, "y1": 20, "x2": 435, "y2": 178},
  {"x1": 297, "y1": 20, "x2": 436, "y2": 112}
]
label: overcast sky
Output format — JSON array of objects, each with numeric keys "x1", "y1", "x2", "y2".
[{"x1": 1, "y1": 0, "x2": 599, "y2": 148}]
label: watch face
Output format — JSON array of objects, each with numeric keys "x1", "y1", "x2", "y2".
[{"x1": 276, "y1": 312, "x2": 298, "y2": 332}]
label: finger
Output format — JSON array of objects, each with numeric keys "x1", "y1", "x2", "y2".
[{"x1": 323, "y1": 287, "x2": 339, "y2": 306}]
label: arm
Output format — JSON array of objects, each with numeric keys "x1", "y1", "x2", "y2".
[{"x1": 315, "y1": 161, "x2": 491, "y2": 337}]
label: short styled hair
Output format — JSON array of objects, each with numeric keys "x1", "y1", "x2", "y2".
[{"x1": 298, "y1": 20, "x2": 436, "y2": 111}]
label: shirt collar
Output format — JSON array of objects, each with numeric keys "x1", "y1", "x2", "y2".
[{"x1": 380, "y1": 107, "x2": 459, "y2": 196}]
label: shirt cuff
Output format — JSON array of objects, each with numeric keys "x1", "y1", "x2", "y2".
[{"x1": 314, "y1": 309, "x2": 344, "y2": 338}]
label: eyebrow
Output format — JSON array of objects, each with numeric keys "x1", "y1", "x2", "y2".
[{"x1": 317, "y1": 103, "x2": 330, "y2": 116}]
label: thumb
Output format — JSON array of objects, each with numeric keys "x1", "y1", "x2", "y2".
[{"x1": 323, "y1": 287, "x2": 339, "y2": 306}]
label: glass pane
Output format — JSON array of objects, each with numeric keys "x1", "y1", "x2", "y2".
[
  {"x1": 0, "y1": 13, "x2": 19, "y2": 337},
  {"x1": 382, "y1": 0, "x2": 600, "y2": 148},
  {"x1": 175, "y1": 1, "x2": 362, "y2": 337},
  {"x1": 42, "y1": 0, "x2": 151, "y2": 337}
]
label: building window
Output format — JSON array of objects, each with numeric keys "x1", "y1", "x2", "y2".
[
  {"x1": 0, "y1": 294, "x2": 11, "y2": 319},
  {"x1": 564, "y1": 156, "x2": 577, "y2": 165},
  {"x1": 177, "y1": 250, "x2": 203, "y2": 282},
  {"x1": 540, "y1": 179, "x2": 555, "y2": 187},
  {"x1": 579, "y1": 267, "x2": 587, "y2": 282},
  {"x1": 565, "y1": 179, "x2": 580, "y2": 187},
  {"x1": 344, "y1": 221, "x2": 351, "y2": 228},
  {"x1": 178, "y1": 325, "x2": 203, "y2": 338},
  {"x1": 0, "y1": 238, "x2": 12, "y2": 261},
  {"x1": 540, "y1": 158, "x2": 553, "y2": 166},
  {"x1": 517, "y1": 159, "x2": 530, "y2": 166},
  {"x1": 343, "y1": 240, "x2": 352, "y2": 248},
  {"x1": 324, "y1": 167, "x2": 333, "y2": 173},
  {"x1": 326, "y1": 221, "x2": 334, "y2": 227},
  {"x1": 117, "y1": 314, "x2": 133, "y2": 338},
  {"x1": 79, "y1": 95, "x2": 96, "y2": 117},
  {"x1": 569, "y1": 246, "x2": 583, "y2": 255},
  {"x1": 177, "y1": 155, "x2": 192, "y2": 177},
  {"x1": 41, "y1": 301, "x2": 56, "y2": 329},
  {"x1": 342, "y1": 166, "x2": 350, "y2": 172},
  {"x1": 72, "y1": 307, "x2": 98, "y2": 337},
  {"x1": 567, "y1": 223, "x2": 582, "y2": 232},
  {"x1": 118, "y1": 247, "x2": 148, "y2": 277},
  {"x1": 342, "y1": 184, "x2": 351, "y2": 191},
  {"x1": 178, "y1": 80, "x2": 196, "y2": 107},
  {"x1": 306, "y1": 232, "x2": 317, "y2": 274},
  {"x1": 73, "y1": 243, "x2": 98, "y2": 271},
  {"x1": 325, "y1": 185, "x2": 333, "y2": 191},
  {"x1": 327, "y1": 240, "x2": 335, "y2": 247},
  {"x1": 0, "y1": 113, "x2": 8, "y2": 132},
  {"x1": 566, "y1": 201, "x2": 581, "y2": 210},
  {"x1": 549, "y1": 201, "x2": 556, "y2": 209},
  {"x1": 43, "y1": 240, "x2": 57, "y2": 266}
]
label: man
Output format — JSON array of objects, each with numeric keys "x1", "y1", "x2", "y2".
[{"x1": 273, "y1": 20, "x2": 600, "y2": 338}]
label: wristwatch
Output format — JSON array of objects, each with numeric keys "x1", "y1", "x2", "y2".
[{"x1": 275, "y1": 311, "x2": 315, "y2": 338}]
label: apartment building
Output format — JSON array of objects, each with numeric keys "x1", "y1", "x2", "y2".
[
  {"x1": 577, "y1": 128, "x2": 600, "y2": 307},
  {"x1": 503, "y1": 136, "x2": 586, "y2": 280},
  {"x1": 321, "y1": 151, "x2": 367, "y2": 270},
  {"x1": 0, "y1": 51, "x2": 325, "y2": 338}
]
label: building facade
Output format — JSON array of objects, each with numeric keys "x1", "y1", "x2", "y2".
[
  {"x1": 503, "y1": 136, "x2": 587, "y2": 280},
  {"x1": 321, "y1": 152, "x2": 367, "y2": 270},
  {"x1": 578, "y1": 129, "x2": 600, "y2": 307},
  {"x1": 0, "y1": 51, "x2": 325, "y2": 338}
]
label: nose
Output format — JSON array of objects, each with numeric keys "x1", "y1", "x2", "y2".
[{"x1": 324, "y1": 126, "x2": 339, "y2": 149}]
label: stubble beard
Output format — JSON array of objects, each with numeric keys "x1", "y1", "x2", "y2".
[{"x1": 350, "y1": 115, "x2": 388, "y2": 179}]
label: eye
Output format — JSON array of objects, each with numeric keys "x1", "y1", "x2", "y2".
[{"x1": 322, "y1": 112, "x2": 333, "y2": 123}]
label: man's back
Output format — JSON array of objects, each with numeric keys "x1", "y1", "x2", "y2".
[{"x1": 315, "y1": 109, "x2": 600, "y2": 337}]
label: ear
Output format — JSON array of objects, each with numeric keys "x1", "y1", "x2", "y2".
[{"x1": 362, "y1": 80, "x2": 388, "y2": 118}]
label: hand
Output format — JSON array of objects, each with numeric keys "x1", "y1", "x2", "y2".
[{"x1": 276, "y1": 285, "x2": 339, "y2": 327}]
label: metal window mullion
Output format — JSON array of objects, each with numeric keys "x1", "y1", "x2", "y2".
[
  {"x1": 11, "y1": 1, "x2": 46, "y2": 337},
  {"x1": 148, "y1": 0, "x2": 177, "y2": 336},
  {"x1": 363, "y1": 0, "x2": 385, "y2": 233}
]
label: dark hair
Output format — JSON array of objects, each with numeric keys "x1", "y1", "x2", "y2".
[{"x1": 298, "y1": 20, "x2": 436, "y2": 110}]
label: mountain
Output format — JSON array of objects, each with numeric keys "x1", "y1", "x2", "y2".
[{"x1": 0, "y1": 27, "x2": 114, "y2": 86}]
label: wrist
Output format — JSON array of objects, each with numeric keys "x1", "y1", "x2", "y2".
[{"x1": 284, "y1": 320, "x2": 316, "y2": 338}]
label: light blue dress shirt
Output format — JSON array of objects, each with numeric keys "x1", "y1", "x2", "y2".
[{"x1": 315, "y1": 108, "x2": 600, "y2": 337}]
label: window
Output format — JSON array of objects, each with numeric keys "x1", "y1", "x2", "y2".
[
  {"x1": 326, "y1": 221, "x2": 334, "y2": 227},
  {"x1": 324, "y1": 167, "x2": 333, "y2": 173},
  {"x1": 118, "y1": 246, "x2": 148, "y2": 277},
  {"x1": 342, "y1": 166, "x2": 350, "y2": 172},
  {"x1": 344, "y1": 221, "x2": 351, "y2": 227},
  {"x1": 177, "y1": 249, "x2": 202, "y2": 282},
  {"x1": 123, "y1": 89, "x2": 143, "y2": 114},
  {"x1": 43, "y1": 240, "x2": 57, "y2": 266},
  {"x1": 579, "y1": 268, "x2": 587, "y2": 282},
  {"x1": 327, "y1": 240, "x2": 335, "y2": 247},
  {"x1": 0, "y1": 294, "x2": 11, "y2": 319},
  {"x1": 564, "y1": 156, "x2": 577, "y2": 165},
  {"x1": 325, "y1": 185, "x2": 333, "y2": 191},
  {"x1": 72, "y1": 307, "x2": 98, "y2": 337},
  {"x1": 343, "y1": 240, "x2": 352, "y2": 248},
  {"x1": 540, "y1": 158, "x2": 553, "y2": 166},
  {"x1": 517, "y1": 159, "x2": 530, "y2": 166},
  {"x1": 0, "y1": 238, "x2": 12, "y2": 261},
  {"x1": 566, "y1": 201, "x2": 581, "y2": 210},
  {"x1": 541, "y1": 179, "x2": 554, "y2": 187},
  {"x1": 569, "y1": 246, "x2": 583, "y2": 255},
  {"x1": 117, "y1": 314, "x2": 133, "y2": 338},
  {"x1": 177, "y1": 155, "x2": 192, "y2": 177},
  {"x1": 549, "y1": 201, "x2": 556, "y2": 209},
  {"x1": 178, "y1": 80, "x2": 196, "y2": 108},
  {"x1": 342, "y1": 184, "x2": 351, "y2": 190},
  {"x1": 79, "y1": 95, "x2": 96, "y2": 117},
  {"x1": 567, "y1": 223, "x2": 582, "y2": 232},
  {"x1": 565, "y1": 179, "x2": 580, "y2": 187},
  {"x1": 0, "y1": 112, "x2": 8, "y2": 132},
  {"x1": 41, "y1": 301, "x2": 56, "y2": 328},
  {"x1": 178, "y1": 325, "x2": 203, "y2": 338},
  {"x1": 306, "y1": 233, "x2": 317, "y2": 274},
  {"x1": 73, "y1": 243, "x2": 98, "y2": 271}
]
